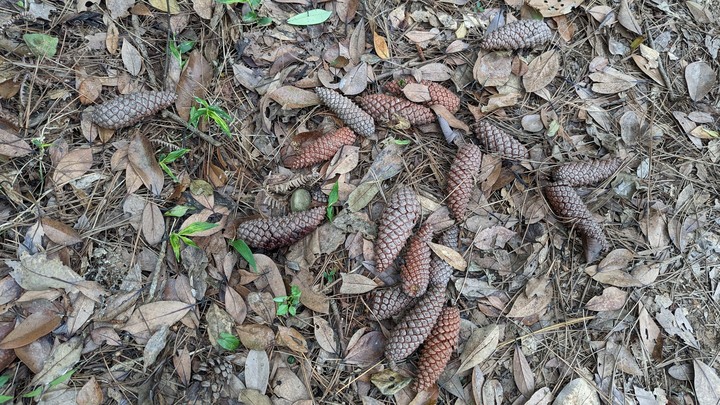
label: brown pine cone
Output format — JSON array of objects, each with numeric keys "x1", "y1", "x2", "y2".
[
  {"x1": 285, "y1": 127, "x2": 357, "y2": 169},
  {"x1": 446, "y1": 143, "x2": 483, "y2": 221},
  {"x1": 429, "y1": 226, "x2": 459, "y2": 288},
  {"x1": 544, "y1": 183, "x2": 608, "y2": 263},
  {"x1": 414, "y1": 306, "x2": 461, "y2": 392},
  {"x1": 479, "y1": 19, "x2": 552, "y2": 51},
  {"x1": 375, "y1": 186, "x2": 421, "y2": 273},
  {"x1": 315, "y1": 88, "x2": 375, "y2": 138},
  {"x1": 370, "y1": 287, "x2": 416, "y2": 320},
  {"x1": 91, "y1": 91, "x2": 177, "y2": 129},
  {"x1": 357, "y1": 94, "x2": 435, "y2": 126},
  {"x1": 400, "y1": 222, "x2": 434, "y2": 297},
  {"x1": 552, "y1": 158, "x2": 622, "y2": 187},
  {"x1": 474, "y1": 121, "x2": 529, "y2": 161},
  {"x1": 236, "y1": 207, "x2": 325, "y2": 250},
  {"x1": 385, "y1": 286, "x2": 445, "y2": 362},
  {"x1": 385, "y1": 78, "x2": 460, "y2": 113}
]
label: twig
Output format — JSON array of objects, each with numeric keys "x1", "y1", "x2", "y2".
[
  {"x1": 643, "y1": 21, "x2": 678, "y2": 102},
  {"x1": 161, "y1": 110, "x2": 222, "y2": 146}
]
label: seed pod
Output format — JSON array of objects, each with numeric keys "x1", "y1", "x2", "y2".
[
  {"x1": 236, "y1": 207, "x2": 325, "y2": 250},
  {"x1": 479, "y1": 19, "x2": 552, "y2": 51},
  {"x1": 357, "y1": 94, "x2": 435, "y2": 126},
  {"x1": 285, "y1": 127, "x2": 356, "y2": 169},
  {"x1": 429, "y1": 226, "x2": 459, "y2": 288},
  {"x1": 414, "y1": 306, "x2": 461, "y2": 392},
  {"x1": 385, "y1": 78, "x2": 461, "y2": 113},
  {"x1": 553, "y1": 158, "x2": 622, "y2": 187},
  {"x1": 474, "y1": 120, "x2": 529, "y2": 161},
  {"x1": 370, "y1": 287, "x2": 416, "y2": 320},
  {"x1": 400, "y1": 222, "x2": 434, "y2": 297},
  {"x1": 446, "y1": 143, "x2": 483, "y2": 220},
  {"x1": 91, "y1": 91, "x2": 177, "y2": 129},
  {"x1": 544, "y1": 183, "x2": 608, "y2": 262},
  {"x1": 375, "y1": 186, "x2": 421, "y2": 273},
  {"x1": 385, "y1": 286, "x2": 445, "y2": 363},
  {"x1": 315, "y1": 88, "x2": 375, "y2": 138}
]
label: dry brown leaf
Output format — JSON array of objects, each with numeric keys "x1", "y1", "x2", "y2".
[
  {"x1": 52, "y1": 147, "x2": 93, "y2": 186},
  {"x1": 175, "y1": 50, "x2": 212, "y2": 120},
  {"x1": 428, "y1": 241, "x2": 466, "y2": 270},
  {"x1": 143, "y1": 325, "x2": 169, "y2": 371},
  {"x1": 326, "y1": 145, "x2": 360, "y2": 178},
  {"x1": 618, "y1": 0, "x2": 642, "y2": 34},
  {"x1": 192, "y1": 0, "x2": 213, "y2": 19},
  {"x1": 631, "y1": 54, "x2": 664, "y2": 85},
  {"x1": 525, "y1": 387, "x2": 553, "y2": 404},
  {"x1": 405, "y1": 30, "x2": 438, "y2": 43},
  {"x1": 336, "y1": 0, "x2": 358, "y2": 23},
  {"x1": 523, "y1": 50, "x2": 559, "y2": 93},
  {"x1": 641, "y1": 209, "x2": 670, "y2": 249},
  {"x1": 173, "y1": 348, "x2": 192, "y2": 386},
  {"x1": 205, "y1": 303, "x2": 234, "y2": 349},
  {"x1": 458, "y1": 325, "x2": 499, "y2": 373},
  {"x1": 29, "y1": 337, "x2": 82, "y2": 388},
  {"x1": 416, "y1": 62, "x2": 452, "y2": 81},
  {"x1": 121, "y1": 41, "x2": 142, "y2": 76},
  {"x1": 656, "y1": 307, "x2": 700, "y2": 349},
  {"x1": 141, "y1": 201, "x2": 164, "y2": 245},
  {"x1": 122, "y1": 301, "x2": 192, "y2": 338},
  {"x1": 269, "y1": 86, "x2": 320, "y2": 109},
  {"x1": 7, "y1": 252, "x2": 84, "y2": 293},
  {"x1": 402, "y1": 83, "x2": 432, "y2": 103},
  {"x1": 339, "y1": 273, "x2": 377, "y2": 294},
  {"x1": 455, "y1": 278, "x2": 498, "y2": 299},
  {"x1": 0, "y1": 311, "x2": 60, "y2": 349},
  {"x1": 238, "y1": 389, "x2": 272, "y2": 405},
  {"x1": 252, "y1": 254, "x2": 286, "y2": 299},
  {"x1": 314, "y1": 317, "x2": 338, "y2": 353},
  {"x1": 685, "y1": 61, "x2": 716, "y2": 102},
  {"x1": 67, "y1": 293, "x2": 95, "y2": 335},
  {"x1": 107, "y1": 0, "x2": 133, "y2": 19},
  {"x1": 373, "y1": 31, "x2": 390, "y2": 59},
  {"x1": 589, "y1": 67, "x2": 639, "y2": 94},
  {"x1": 528, "y1": 0, "x2": 583, "y2": 16},
  {"x1": 431, "y1": 104, "x2": 469, "y2": 132},
  {"x1": 247, "y1": 292, "x2": 276, "y2": 325},
  {"x1": 148, "y1": 0, "x2": 179, "y2": 13},
  {"x1": 0, "y1": 276, "x2": 21, "y2": 306},
  {"x1": 513, "y1": 346, "x2": 535, "y2": 396},
  {"x1": 348, "y1": 23, "x2": 366, "y2": 66},
  {"x1": 344, "y1": 330, "x2": 385, "y2": 366},
  {"x1": 292, "y1": 268, "x2": 329, "y2": 314},
  {"x1": 473, "y1": 52, "x2": 512, "y2": 87},
  {"x1": 695, "y1": 360, "x2": 720, "y2": 405},
  {"x1": 236, "y1": 323, "x2": 275, "y2": 350},
  {"x1": 272, "y1": 367, "x2": 311, "y2": 401},
  {"x1": 245, "y1": 349, "x2": 270, "y2": 394},
  {"x1": 224, "y1": 287, "x2": 247, "y2": 325},
  {"x1": 471, "y1": 366, "x2": 485, "y2": 405},
  {"x1": 585, "y1": 287, "x2": 627, "y2": 311},
  {"x1": 128, "y1": 132, "x2": 164, "y2": 195},
  {"x1": 77, "y1": 376, "x2": 103, "y2": 405},
  {"x1": 0, "y1": 119, "x2": 32, "y2": 157},
  {"x1": 41, "y1": 218, "x2": 82, "y2": 246},
  {"x1": 482, "y1": 92, "x2": 520, "y2": 112},
  {"x1": 637, "y1": 301, "x2": 661, "y2": 358},
  {"x1": 276, "y1": 325, "x2": 308, "y2": 353},
  {"x1": 472, "y1": 226, "x2": 516, "y2": 250}
]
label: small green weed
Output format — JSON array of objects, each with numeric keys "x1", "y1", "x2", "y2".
[
  {"x1": 230, "y1": 239, "x2": 257, "y2": 272},
  {"x1": 158, "y1": 148, "x2": 190, "y2": 182},
  {"x1": 189, "y1": 97, "x2": 233, "y2": 137},
  {"x1": 326, "y1": 180, "x2": 339, "y2": 221},
  {"x1": 218, "y1": 332, "x2": 240, "y2": 351},
  {"x1": 169, "y1": 221, "x2": 218, "y2": 261},
  {"x1": 215, "y1": 0, "x2": 272, "y2": 26},
  {"x1": 274, "y1": 285, "x2": 301, "y2": 317}
]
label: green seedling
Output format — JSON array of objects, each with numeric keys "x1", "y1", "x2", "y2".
[
  {"x1": 323, "y1": 268, "x2": 337, "y2": 283},
  {"x1": 327, "y1": 180, "x2": 339, "y2": 221},
  {"x1": 165, "y1": 205, "x2": 194, "y2": 217},
  {"x1": 0, "y1": 374, "x2": 11, "y2": 404},
  {"x1": 189, "y1": 97, "x2": 233, "y2": 137},
  {"x1": 158, "y1": 148, "x2": 190, "y2": 183},
  {"x1": 168, "y1": 37, "x2": 195, "y2": 67},
  {"x1": 169, "y1": 221, "x2": 218, "y2": 261},
  {"x1": 273, "y1": 285, "x2": 301, "y2": 317},
  {"x1": 230, "y1": 239, "x2": 257, "y2": 272},
  {"x1": 215, "y1": 0, "x2": 272, "y2": 26},
  {"x1": 218, "y1": 332, "x2": 240, "y2": 351}
]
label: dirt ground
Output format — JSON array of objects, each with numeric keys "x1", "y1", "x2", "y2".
[{"x1": 0, "y1": 0, "x2": 718, "y2": 403}]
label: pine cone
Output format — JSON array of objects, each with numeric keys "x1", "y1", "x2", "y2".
[
  {"x1": 400, "y1": 222, "x2": 434, "y2": 297},
  {"x1": 552, "y1": 158, "x2": 622, "y2": 187},
  {"x1": 479, "y1": 19, "x2": 552, "y2": 51},
  {"x1": 385, "y1": 286, "x2": 445, "y2": 362},
  {"x1": 370, "y1": 287, "x2": 416, "y2": 320},
  {"x1": 91, "y1": 91, "x2": 177, "y2": 129},
  {"x1": 385, "y1": 78, "x2": 461, "y2": 113},
  {"x1": 315, "y1": 88, "x2": 375, "y2": 138},
  {"x1": 285, "y1": 127, "x2": 357, "y2": 169},
  {"x1": 375, "y1": 187, "x2": 421, "y2": 273},
  {"x1": 236, "y1": 207, "x2": 325, "y2": 250},
  {"x1": 429, "y1": 226, "x2": 459, "y2": 288},
  {"x1": 474, "y1": 121, "x2": 529, "y2": 161},
  {"x1": 544, "y1": 183, "x2": 608, "y2": 262},
  {"x1": 446, "y1": 143, "x2": 483, "y2": 221},
  {"x1": 414, "y1": 306, "x2": 461, "y2": 392},
  {"x1": 357, "y1": 94, "x2": 435, "y2": 126}
]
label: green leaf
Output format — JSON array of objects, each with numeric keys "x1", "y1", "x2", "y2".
[
  {"x1": 257, "y1": 16, "x2": 273, "y2": 26},
  {"x1": 242, "y1": 10, "x2": 259, "y2": 22},
  {"x1": 289, "y1": 306, "x2": 297, "y2": 316},
  {"x1": 328, "y1": 181, "x2": 339, "y2": 206},
  {"x1": 165, "y1": 205, "x2": 192, "y2": 217},
  {"x1": 49, "y1": 369, "x2": 74, "y2": 388},
  {"x1": 277, "y1": 304, "x2": 289, "y2": 316},
  {"x1": 179, "y1": 235, "x2": 198, "y2": 248},
  {"x1": 392, "y1": 139, "x2": 411, "y2": 145},
  {"x1": 177, "y1": 40, "x2": 195, "y2": 53},
  {"x1": 22, "y1": 386, "x2": 42, "y2": 398},
  {"x1": 170, "y1": 233, "x2": 182, "y2": 261},
  {"x1": 290, "y1": 285, "x2": 301, "y2": 299},
  {"x1": 230, "y1": 240, "x2": 257, "y2": 272},
  {"x1": 0, "y1": 375, "x2": 8, "y2": 387},
  {"x1": 162, "y1": 148, "x2": 190, "y2": 163},
  {"x1": 273, "y1": 296, "x2": 287, "y2": 303},
  {"x1": 218, "y1": 332, "x2": 240, "y2": 351},
  {"x1": 23, "y1": 33, "x2": 58, "y2": 58},
  {"x1": 179, "y1": 222, "x2": 218, "y2": 236},
  {"x1": 286, "y1": 9, "x2": 332, "y2": 26},
  {"x1": 0, "y1": 395, "x2": 12, "y2": 404},
  {"x1": 215, "y1": 0, "x2": 249, "y2": 4}
]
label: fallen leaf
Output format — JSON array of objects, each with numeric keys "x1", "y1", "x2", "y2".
[
  {"x1": 149, "y1": 0, "x2": 179, "y2": 13},
  {"x1": 513, "y1": 346, "x2": 534, "y2": 396},
  {"x1": 122, "y1": 301, "x2": 192, "y2": 338},
  {"x1": 472, "y1": 226, "x2": 516, "y2": 250},
  {"x1": 77, "y1": 376, "x2": 103, "y2": 405},
  {"x1": 121, "y1": 40, "x2": 142, "y2": 76},
  {"x1": 238, "y1": 389, "x2": 272, "y2": 405},
  {"x1": 694, "y1": 360, "x2": 720, "y2": 405},
  {"x1": 276, "y1": 326, "x2": 308, "y2": 353},
  {"x1": 41, "y1": 218, "x2": 82, "y2": 246},
  {"x1": 656, "y1": 307, "x2": 700, "y2": 349},
  {"x1": 224, "y1": 287, "x2": 247, "y2": 325},
  {"x1": 428, "y1": 242, "x2": 466, "y2": 270},
  {"x1": 173, "y1": 348, "x2": 192, "y2": 386},
  {"x1": 314, "y1": 317, "x2": 338, "y2": 353},
  {"x1": 528, "y1": 0, "x2": 583, "y2": 16},
  {"x1": 236, "y1": 324, "x2": 275, "y2": 351},
  {"x1": 458, "y1": 324, "x2": 499, "y2": 372},
  {"x1": 128, "y1": 132, "x2": 164, "y2": 195},
  {"x1": 402, "y1": 83, "x2": 432, "y2": 103},
  {"x1": 618, "y1": 0, "x2": 642, "y2": 34},
  {"x1": 344, "y1": 330, "x2": 385, "y2": 366},
  {"x1": 141, "y1": 201, "x2": 164, "y2": 245},
  {"x1": 7, "y1": 252, "x2": 84, "y2": 293},
  {"x1": 143, "y1": 325, "x2": 169, "y2": 371},
  {"x1": 473, "y1": 52, "x2": 512, "y2": 87},
  {"x1": 269, "y1": 86, "x2": 320, "y2": 109},
  {"x1": 685, "y1": 61, "x2": 716, "y2": 101},
  {"x1": 245, "y1": 349, "x2": 270, "y2": 394},
  {"x1": 0, "y1": 311, "x2": 61, "y2": 349},
  {"x1": 0, "y1": 119, "x2": 32, "y2": 157},
  {"x1": 373, "y1": 31, "x2": 390, "y2": 59},
  {"x1": 30, "y1": 336, "x2": 83, "y2": 387},
  {"x1": 523, "y1": 50, "x2": 559, "y2": 93},
  {"x1": 585, "y1": 287, "x2": 627, "y2": 311},
  {"x1": 637, "y1": 301, "x2": 661, "y2": 358},
  {"x1": 339, "y1": 273, "x2": 377, "y2": 294},
  {"x1": 416, "y1": 62, "x2": 452, "y2": 81},
  {"x1": 589, "y1": 67, "x2": 639, "y2": 94},
  {"x1": 272, "y1": 367, "x2": 311, "y2": 401},
  {"x1": 52, "y1": 147, "x2": 93, "y2": 186},
  {"x1": 192, "y1": 0, "x2": 213, "y2": 19},
  {"x1": 175, "y1": 50, "x2": 212, "y2": 120}
]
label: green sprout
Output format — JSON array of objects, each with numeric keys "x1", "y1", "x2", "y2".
[
  {"x1": 168, "y1": 37, "x2": 195, "y2": 67},
  {"x1": 218, "y1": 332, "x2": 240, "y2": 351},
  {"x1": 327, "y1": 180, "x2": 339, "y2": 221},
  {"x1": 323, "y1": 268, "x2": 337, "y2": 283},
  {"x1": 189, "y1": 97, "x2": 233, "y2": 137},
  {"x1": 169, "y1": 221, "x2": 219, "y2": 261},
  {"x1": 230, "y1": 239, "x2": 257, "y2": 272},
  {"x1": 273, "y1": 285, "x2": 301, "y2": 317},
  {"x1": 215, "y1": 0, "x2": 272, "y2": 26},
  {"x1": 158, "y1": 148, "x2": 190, "y2": 183}
]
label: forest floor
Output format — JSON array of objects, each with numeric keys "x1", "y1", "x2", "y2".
[{"x1": 0, "y1": 0, "x2": 718, "y2": 403}]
